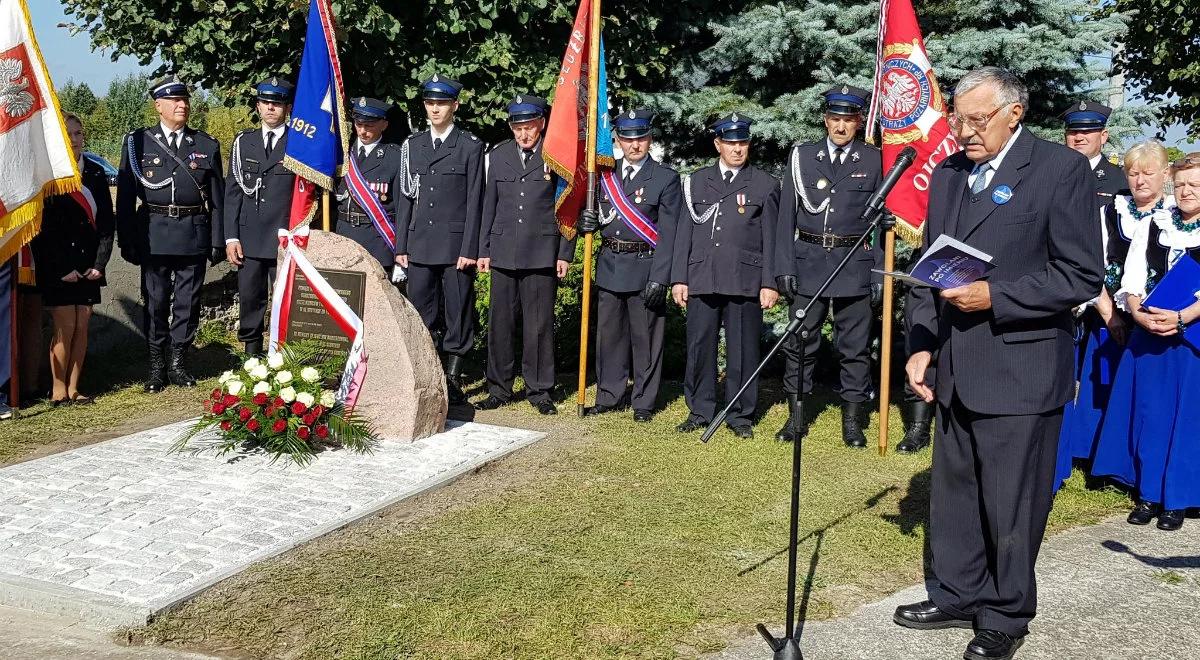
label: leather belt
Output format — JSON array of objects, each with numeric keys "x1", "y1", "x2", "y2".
[
  {"x1": 344, "y1": 211, "x2": 373, "y2": 227},
  {"x1": 601, "y1": 237, "x2": 653, "y2": 254},
  {"x1": 796, "y1": 228, "x2": 863, "y2": 249},
  {"x1": 145, "y1": 203, "x2": 206, "y2": 218}
]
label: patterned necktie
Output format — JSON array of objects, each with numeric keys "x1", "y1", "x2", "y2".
[
  {"x1": 434, "y1": 137, "x2": 443, "y2": 151},
  {"x1": 624, "y1": 165, "x2": 635, "y2": 182},
  {"x1": 723, "y1": 170, "x2": 734, "y2": 185},
  {"x1": 971, "y1": 162, "x2": 992, "y2": 195}
]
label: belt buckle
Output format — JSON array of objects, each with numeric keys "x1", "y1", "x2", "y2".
[
  {"x1": 821, "y1": 233, "x2": 836, "y2": 250},
  {"x1": 168, "y1": 205, "x2": 180, "y2": 218}
]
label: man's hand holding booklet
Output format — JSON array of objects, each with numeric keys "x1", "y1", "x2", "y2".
[{"x1": 873, "y1": 234, "x2": 995, "y2": 289}]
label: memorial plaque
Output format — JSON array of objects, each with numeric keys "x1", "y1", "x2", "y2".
[{"x1": 284, "y1": 267, "x2": 367, "y2": 356}]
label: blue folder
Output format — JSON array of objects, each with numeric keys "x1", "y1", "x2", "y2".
[{"x1": 1142, "y1": 254, "x2": 1200, "y2": 347}]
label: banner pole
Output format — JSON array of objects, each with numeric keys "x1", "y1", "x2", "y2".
[
  {"x1": 322, "y1": 188, "x2": 331, "y2": 232},
  {"x1": 576, "y1": 0, "x2": 602, "y2": 417},
  {"x1": 9, "y1": 261, "x2": 18, "y2": 412},
  {"x1": 878, "y1": 228, "x2": 895, "y2": 456}
]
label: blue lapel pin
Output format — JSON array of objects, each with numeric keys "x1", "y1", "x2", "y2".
[{"x1": 992, "y1": 185, "x2": 1013, "y2": 205}]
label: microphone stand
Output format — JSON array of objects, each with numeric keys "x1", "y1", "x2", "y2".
[{"x1": 700, "y1": 209, "x2": 896, "y2": 660}]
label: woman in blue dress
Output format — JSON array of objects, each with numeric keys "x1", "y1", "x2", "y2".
[
  {"x1": 1092, "y1": 152, "x2": 1200, "y2": 530},
  {"x1": 1055, "y1": 141, "x2": 1172, "y2": 489}
]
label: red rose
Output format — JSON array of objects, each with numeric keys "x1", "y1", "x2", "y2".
[
  {"x1": 272, "y1": 419, "x2": 287, "y2": 433},
  {"x1": 246, "y1": 419, "x2": 261, "y2": 432},
  {"x1": 311, "y1": 405, "x2": 325, "y2": 418},
  {"x1": 212, "y1": 403, "x2": 226, "y2": 415},
  {"x1": 238, "y1": 407, "x2": 253, "y2": 421},
  {"x1": 315, "y1": 425, "x2": 329, "y2": 439},
  {"x1": 253, "y1": 392, "x2": 269, "y2": 406},
  {"x1": 219, "y1": 420, "x2": 232, "y2": 431},
  {"x1": 273, "y1": 396, "x2": 285, "y2": 408},
  {"x1": 303, "y1": 413, "x2": 316, "y2": 426},
  {"x1": 223, "y1": 394, "x2": 240, "y2": 407},
  {"x1": 291, "y1": 401, "x2": 307, "y2": 415},
  {"x1": 211, "y1": 389, "x2": 221, "y2": 400},
  {"x1": 297, "y1": 426, "x2": 310, "y2": 440}
]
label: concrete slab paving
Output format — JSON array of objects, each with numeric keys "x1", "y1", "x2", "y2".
[
  {"x1": 0, "y1": 419, "x2": 544, "y2": 628},
  {"x1": 711, "y1": 514, "x2": 1200, "y2": 660},
  {"x1": 0, "y1": 604, "x2": 217, "y2": 660}
]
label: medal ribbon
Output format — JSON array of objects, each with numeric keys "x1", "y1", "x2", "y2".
[
  {"x1": 345, "y1": 153, "x2": 396, "y2": 251},
  {"x1": 600, "y1": 169, "x2": 658, "y2": 246}
]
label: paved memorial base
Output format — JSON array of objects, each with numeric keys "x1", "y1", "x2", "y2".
[{"x1": 0, "y1": 420, "x2": 544, "y2": 628}]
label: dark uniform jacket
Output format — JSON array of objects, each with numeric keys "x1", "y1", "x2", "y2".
[
  {"x1": 1091, "y1": 157, "x2": 1127, "y2": 212},
  {"x1": 480, "y1": 140, "x2": 574, "y2": 270},
  {"x1": 116, "y1": 125, "x2": 224, "y2": 259},
  {"x1": 334, "y1": 141, "x2": 406, "y2": 269},
  {"x1": 595, "y1": 157, "x2": 682, "y2": 293},
  {"x1": 32, "y1": 160, "x2": 115, "y2": 285},
  {"x1": 774, "y1": 139, "x2": 882, "y2": 297},
  {"x1": 671, "y1": 163, "x2": 780, "y2": 298},
  {"x1": 907, "y1": 128, "x2": 1103, "y2": 416},
  {"x1": 223, "y1": 128, "x2": 294, "y2": 260},
  {"x1": 396, "y1": 126, "x2": 485, "y2": 265}
]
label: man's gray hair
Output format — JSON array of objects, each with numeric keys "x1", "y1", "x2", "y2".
[{"x1": 954, "y1": 66, "x2": 1029, "y2": 110}]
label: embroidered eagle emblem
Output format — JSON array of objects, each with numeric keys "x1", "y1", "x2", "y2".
[{"x1": 0, "y1": 58, "x2": 35, "y2": 119}]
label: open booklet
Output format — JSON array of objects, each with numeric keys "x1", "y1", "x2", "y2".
[{"x1": 873, "y1": 234, "x2": 995, "y2": 289}]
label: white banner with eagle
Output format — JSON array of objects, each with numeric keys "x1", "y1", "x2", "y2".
[{"x1": 0, "y1": 0, "x2": 78, "y2": 263}]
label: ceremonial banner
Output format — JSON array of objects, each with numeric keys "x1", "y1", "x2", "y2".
[
  {"x1": 543, "y1": 0, "x2": 613, "y2": 239},
  {"x1": 0, "y1": 0, "x2": 79, "y2": 263},
  {"x1": 867, "y1": 0, "x2": 957, "y2": 244}
]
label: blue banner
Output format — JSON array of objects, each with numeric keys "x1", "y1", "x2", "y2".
[{"x1": 283, "y1": 0, "x2": 346, "y2": 190}]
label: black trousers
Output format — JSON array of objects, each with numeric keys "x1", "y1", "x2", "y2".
[
  {"x1": 407, "y1": 262, "x2": 476, "y2": 356},
  {"x1": 781, "y1": 293, "x2": 872, "y2": 402},
  {"x1": 237, "y1": 256, "x2": 276, "y2": 343},
  {"x1": 684, "y1": 294, "x2": 761, "y2": 427},
  {"x1": 927, "y1": 394, "x2": 1062, "y2": 637},
  {"x1": 141, "y1": 255, "x2": 207, "y2": 349},
  {"x1": 594, "y1": 288, "x2": 665, "y2": 412},
  {"x1": 486, "y1": 267, "x2": 557, "y2": 404}
]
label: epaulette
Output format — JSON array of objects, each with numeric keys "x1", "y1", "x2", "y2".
[
  {"x1": 486, "y1": 138, "x2": 513, "y2": 154},
  {"x1": 461, "y1": 129, "x2": 479, "y2": 142}
]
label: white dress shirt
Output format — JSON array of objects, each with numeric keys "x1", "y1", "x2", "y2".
[
  {"x1": 1088, "y1": 154, "x2": 1103, "y2": 171},
  {"x1": 159, "y1": 123, "x2": 185, "y2": 148},
  {"x1": 825, "y1": 138, "x2": 852, "y2": 164},
  {"x1": 967, "y1": 125, "x2": 1024, "y2": 191},
  {"x1": 431, "y1": 123, "x2": 454, "y2": 147},
  {"x1": 262, "y1": 123, "x2": 286, "y2": 151},
  {"x1": 358, "y1": 139, "x2": 381, "y2": 158},
  {"x1": 621, "y1": 156, "x2": 647, "y2": 181},
  {"x1": 718, "y1": 161, "x2": 744, "y2": 182}
]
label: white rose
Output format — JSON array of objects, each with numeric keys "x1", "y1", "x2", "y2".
[
  {"x1": 319, "y1": 390, "x2": 336, "y2": 408},
  {"x1": 279, "y1": 386, "x2": 297, "y2": 403},
  {"x1": 250, "y1": 364, "x2": 270, "y2": 381},
  {"x1": 252, "y1": 381, "x2": 271, "y2": 395},
  {"x1": 267, "y1": 352, "x2": 285, "y2": 369},
  {"x1": 300, "y1": 366, "x2": 321, "y2": 383},
  {"x1": 296, "y1": 391, "x2": 315, "y2": 408},
  {"x1": 275, "y1": 370, "x2": 294, "y2": 385},
  {"x1": 218, "y1": 370, "x2": 233, "y2": 384},
  {"x1": 243, "y1": 357, "x2": 260, "y2": 373},
  {"x1": 226, "y1": 380, "x2": 244, "y2": 396}
]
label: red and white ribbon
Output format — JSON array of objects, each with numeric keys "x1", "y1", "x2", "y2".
[{"x1": 269, "y1": 226, "x2": 369, "y2": 409}]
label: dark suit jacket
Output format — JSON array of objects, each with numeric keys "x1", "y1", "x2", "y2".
[
  {"x1": 333, "y1": 141, "x2": 405, "y2": 270},
  {"x1": 116, "y1": 125, "x2": 224, "y2": 257},
  {"x1": 223, "y1": 128, "x2": 294, "y2": 260},
  {"x1": 671, "y1": 163, "x2": 780, "y2": 298},
  {"x1": 774, "y1": 139, "x2": 883, "y2": 297},
  {"x1": 479, "y1": 140, "x2": 574, "y2": 270},
  {"x1": 395, "y1": 126, "x2": 485, "y2": 265},
  {"x1": 32, "y1": 160, "x2": 115, "y2": 285},
  {"x1": 907, "y1": 128, "x2": 1103, "y2": 415},
  {"x1": 1091, "y1": 157, "x2": 1127, "y2": 212},
  {"x1": 595, "y1": 157, "x2": 682, "y2": 293}
]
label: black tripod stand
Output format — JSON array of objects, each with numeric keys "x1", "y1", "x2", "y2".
[{"x1": 699, "y1": 209, "x2": 898, "y2": 660}]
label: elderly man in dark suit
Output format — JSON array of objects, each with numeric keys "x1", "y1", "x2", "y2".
[{"x1": 894, "y1": 67, "x2": 1102, "y2": 660}]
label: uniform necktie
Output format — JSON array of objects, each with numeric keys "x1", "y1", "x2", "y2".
[
  {"x1": 522, "y1": 148, "x2": 534, "y2": 167},
  {"x1": 831, "y1": 146, "x2": 845, "y2": 174},
  {"x1": 971, "y1": 162, "x2": 992, "y2": 195},
  {"x1": 723, "y1": 170, "x2": 734, "y2": 185},
  {"x1": 266, "y1": 132, "x2": 276, "y2": 157},
  {"x1": 624, "y1": 165, "x2": 635, "y2": 182},
  {"x1": 358, "y1": 145, "x2": 367, "y2": 162},
  {"x1": 434, "y1": 137, "x2": 443, "y2": 151},
  {"x1": 168, "y1": 132, "x2": 179, "y2": 152}
]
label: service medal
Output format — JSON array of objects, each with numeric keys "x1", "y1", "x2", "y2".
[
  {"x1": 189, "y1": 162, "x2": 198, "y2": 170},
  {"x1": 634, "y1": 187, "x2": 644, "y2": 204},
  {"x1": 153, "y1": 157, "x2": 161, "y2": 165},
  {"x1": 380, "y1": 193, "x2": 389, "y2": 202},
  {"x1": 816, "y1": 178, "x2": 828, "y2": 190},
  {"x1": 146, "y1": 170, "x2": 154, "y2": 178},
  {"x1": 737, "y1": 193, "x2": 747, "y2": 214},
  {"x1": 544, "y1": 173, "x2": 551, "y2": 181}
]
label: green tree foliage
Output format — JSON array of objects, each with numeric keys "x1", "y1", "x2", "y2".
[
  {"x1": 58, "y1": 80, "x2": 98, "y2": 118},
  {"x1": 1105, "y1": 0, "x2": 1199, "y2": 140},
  {"x1": 61, "y1": 0, "x2": 744, "y2": 144}
]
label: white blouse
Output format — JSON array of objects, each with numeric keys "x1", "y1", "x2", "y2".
[{"x1": 1117, "y1": 199, "x2": 1200, "y2": 311}]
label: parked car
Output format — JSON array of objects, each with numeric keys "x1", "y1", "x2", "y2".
[{"x1": 84, "y1": 151, "x2": 119, "y2": 186}]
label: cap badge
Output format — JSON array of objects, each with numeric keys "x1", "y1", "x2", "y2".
[
  {"x1": 1080, "y1": 101, "x2": 1088, "y2": 110},
  {"x1": 628, "y1": 109, "x2": 636, "y2": 119},
  {"x1": 433, "y1": 74, "x2": 440, "y2": 82},
  {"x1": 841, "y1": 85, "x2": 849, "y2": 94},
  {"x1": 731, "y1": 113, "x2": 739, "y2": 123},
  {"x1": 270, "y1": 77, "x2": 278, "y2": 86},
  {"x1": 516, "y1": 95, "x2": 523, "y2": 104},
  {"x1": 359, "y1": 97, "x2": 366, "y2": 107}
]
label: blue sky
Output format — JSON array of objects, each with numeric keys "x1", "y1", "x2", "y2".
[{"x1": 30, "y1": 1, "x2": 1196, "y2": 150}]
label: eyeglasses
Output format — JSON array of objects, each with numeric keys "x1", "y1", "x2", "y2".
[
  {"x1": 1172, "y1": 154, "x2": 1200, "y2": 168},
  {"x1": 947, "y1": 104, "x2": 1009, "y2": 134}
]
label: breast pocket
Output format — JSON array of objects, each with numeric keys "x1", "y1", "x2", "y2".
[{"x1": 1000, "y1": 211, "x2": 1037, "y2": 227}]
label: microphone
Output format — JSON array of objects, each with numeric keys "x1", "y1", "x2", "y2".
[{"x1": 860, "y1": 145, "x2": 917, "y2": 220}]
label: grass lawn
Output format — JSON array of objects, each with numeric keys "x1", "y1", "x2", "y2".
[{"x1": 96, "y1": 381, "x2": 1128, "y2": 660}]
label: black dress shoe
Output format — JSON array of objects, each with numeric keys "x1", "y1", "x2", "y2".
[
  {"x1": 893, "y1": 600, "x2": 973, "y2": 630},
  {"x1": 633, "y1": 409, "x2": 653, "y2": 423},
  {"x1": 676, "y1": 419, "x2": 706, "y2": 433},
  {"x1": 533, "y1": 400, "x2": 558, "y2": 415},
  {"x1": 841, "y1": 401, "x2": 868, "y2": 448},
  {"x1": 584, "y1": 402, "x2": 623, "y2": 416},
  {"x1": 473, "y1": 395, "x2": 509, "y2": 411},
  {"x1": 1127, "y1": 500, "x2": 1160, "y2": 525},
  {"x1": 964, "y1": 629, "x2": 1024, "y2": 660},
  {"x1": 1157, "y1": 509, "x2": 1186, "y2": 531},
  {"x1": 728, "y1": 424, "x2": 753, "y2": 439}
]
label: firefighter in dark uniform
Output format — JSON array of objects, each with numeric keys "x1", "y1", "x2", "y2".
[
  {"x1": 116, "y1": 75, "x2": 224, "y2": 393},
  {"x1": 395, "y1": 76, "x2": 485, "y2": 405},
  {"x1": 1061, "y1": 101, "x2": 1127, "y2": 208},
  {"x1": 773, "y1": 85, "x2": 883, "y2": 448},
  {"x1": 334, "y1": 97, "x2": 405, "y2": 272},
  {"x1": 672, "y1": 114, "x2": 780, "y2": 438},
  {"x1": 474, "y1": 95, "x2": 574, "y2": 416},
  {"x1": 576, "y1": 108, "x2": 681, "y2": 422},
  {"x1": 223, "y1": 77, "x2": 294, "y2": 357}
]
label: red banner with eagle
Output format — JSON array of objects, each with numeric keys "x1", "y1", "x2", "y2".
[{"x1": 867, "y1": 0, "x2": 958, "y2": 244}]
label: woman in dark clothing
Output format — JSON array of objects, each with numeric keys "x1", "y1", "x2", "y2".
[{"x1": 30, "y1": 113, "x2": 114, "y2": 405}]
